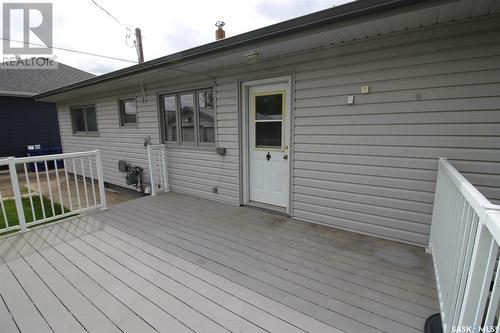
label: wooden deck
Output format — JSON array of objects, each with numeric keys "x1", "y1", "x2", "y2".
[{"x1": 0, "y1": 192, "x2": 439, "y2": 333}]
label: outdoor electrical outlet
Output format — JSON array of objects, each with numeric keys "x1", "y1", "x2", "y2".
[
  {"x1": 211, "y1": 187, "x2": 218, "y2": 194},
  {"x1": 361, "y1": 85, "x2": 369, "y2": 94}
]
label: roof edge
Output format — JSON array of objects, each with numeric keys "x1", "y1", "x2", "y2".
[
  {"x1": 0, "y1": 89, "x2": 36, "y2": 97},
  {"x1": 35, "y1": 0, "x2": 437, "y2": 100}
]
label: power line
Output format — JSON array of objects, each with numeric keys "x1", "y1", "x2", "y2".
[
  {"x1": 90, "y1": 0, "x2": 130, "y2": 31},
  {"x1": 0, "y1": 37, "x2": 138, "y2": 63}
]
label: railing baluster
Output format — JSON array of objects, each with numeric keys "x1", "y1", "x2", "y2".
[
  {"x1": 34, "y1": 161, "x2": 46, "y2": 219},
  {"x1": 23, "y1": 163, "x2": 36, "y2": 221},
  {"x1": 72, "y1": 158, "x2": 81, "y2": 211},
  {"x1": 147, "y1": 145, "x2": 157, "y2": 196},
  {"x1": 7, "y1": 157, "x2": 26, "y2": 231},
  {"x1": 94, "y1": 150, "x2": 107, "y2": 210},
  {"x1": 63, "y1": 158, "x2": 73, "y2": 211},
  {"x1": 44, "y1": 160, "x2": 55, "y2": 217},
  {"x1": 88, "y1": 156, "x2": 97, "y2": 206},
  {"x1": 54, "y1": 160, "x2": 63, "y2": 215},
  {"x1": 483, "y1": 259, "x2": 500, "y2": 327},
  {"x1": 161, "y1": 144, "x2": 168, "y2": 192},
  {"x1": 0, "y1": 191, "x2": 9, "y2": 228},
  {"x1": 80, "y1": 157, "x2": 89, "y2": 208}
]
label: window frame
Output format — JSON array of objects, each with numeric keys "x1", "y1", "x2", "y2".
[
  {"x1": 70, "y1": 104, "x2": 99, "y2": 136},
  {"x1": 118, "y1": 97, "x2": 138, "y2": 127},
  {"x1": 158, "y1": 87, "x2": 216, "y2": 149}
]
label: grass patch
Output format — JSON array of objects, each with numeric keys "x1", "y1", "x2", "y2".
[{"x1": 0, "y1": 195, "x2": 70, "y2": 230}]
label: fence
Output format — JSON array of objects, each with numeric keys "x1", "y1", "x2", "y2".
[
  {"x1": 147, "y1": 144, "x2": 169, "y2": 196},
  {"x1": 429, "y1": 158, "x2": 500, "y2": 332},
  {"x1": 0, "y1": 150, "x2": 106, "y2": 234}
]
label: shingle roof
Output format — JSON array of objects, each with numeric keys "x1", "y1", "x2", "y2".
[{"x1": 0, "y1": 59, "x2": 95, "y2": 96}]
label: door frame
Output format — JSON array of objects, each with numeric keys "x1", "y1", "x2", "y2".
[{"x1": 240, "y1": 75, "x2": 293, "y2": 215}]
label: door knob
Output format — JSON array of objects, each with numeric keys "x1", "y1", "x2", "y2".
[
  {"x1": 283, "y1": 154, "x2": 288, "y2": 160},
  {"x1": 266, "y1": 152, "x2": 271, "y2": 161}
]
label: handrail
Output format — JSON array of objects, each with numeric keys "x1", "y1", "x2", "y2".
[
  {"x1": 0, "y1": 150, "x2": 107, "y2": 234},
  {"x1": 429, "y1": 158, "x2": 500, "y2": 332}
]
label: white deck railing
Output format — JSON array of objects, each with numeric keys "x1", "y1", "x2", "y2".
[
  {"x1": 429, "y1": 158, "x2": 500, "y2": 332},
  {"x1": 147, "y1": 144, "x2": 169, "y2": 196},
  {"x1": 0, "y1": 150, "x2": 106, "y2": 234}
]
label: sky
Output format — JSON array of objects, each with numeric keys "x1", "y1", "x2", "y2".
[{"x1": 1, "y1": 0, "x2": 352, "y2": 75}]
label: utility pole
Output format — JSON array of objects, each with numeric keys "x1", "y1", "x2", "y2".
[{"x1": 135, "y1": 27, "x2": 144, "y2": 63}]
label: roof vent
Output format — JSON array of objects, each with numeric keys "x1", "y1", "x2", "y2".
[{"x1": 215, "y1": 21, "x2": 225, "y2": 40}]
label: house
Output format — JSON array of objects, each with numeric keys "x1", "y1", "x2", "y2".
[
  {"x1": 0, "y1": 60, "x2": 94, "y2": 159},
  {"x1": 35, "y1": 0, "x2": 500, "y2": 249}
]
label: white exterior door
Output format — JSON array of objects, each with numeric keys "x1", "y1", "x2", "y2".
[{"x1": 248, "y1": 83, "x2": 290, "y2": 208}]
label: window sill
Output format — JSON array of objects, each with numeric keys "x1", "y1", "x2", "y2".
[
  {"x1": 164, "y1": 143, "x2": 216, "y2": 151},
  {"x1": 72, "y1": 132, "x2": 99, "y2": 137},
  {"x1": 119, "y1": 123, "x2": 139, "y2": 128}
]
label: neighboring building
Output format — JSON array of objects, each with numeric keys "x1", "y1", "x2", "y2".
[
  {"x1": 0, "y1": 60, "x2": 94, "y2": 158},
  {"x1": 36, "y1": 0, "x2": 500, "y2": 246}
]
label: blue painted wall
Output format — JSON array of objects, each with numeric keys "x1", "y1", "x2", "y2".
[{"x1": 0, "y1": 96, "x2": 61, "y2": 157}]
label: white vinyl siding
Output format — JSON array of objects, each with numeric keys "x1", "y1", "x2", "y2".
[
  {"x1": 289, "y1": 16, "x2": 500, "y2": 246},
  {"x1": 57, "y1": 14, "x2": 500, "y2": 246}
]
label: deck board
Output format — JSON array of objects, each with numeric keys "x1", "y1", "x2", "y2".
[
  {"x1": 0, "y1": 192, "x2": 439, "y2": 333},
  {"x1": 0, "y1": 291, "x2": 19, "y2": 333},
  {"x1": 0, "y1": 239, "x2": 85, "y2": 333},
  {"x1": 111, "y1": 203, "x2": 423, "y2": 332}
]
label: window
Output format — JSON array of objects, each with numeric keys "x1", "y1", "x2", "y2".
[
  {"x1": 198, "y1": 90, "x2": 215, "y2": 143},
  {"x1": 119, "y1": 98, "x2": 137, "y2": 125},
  {"x1": 160, "y1": 88, "x2": 215, "y2": 146},
  {"x1": 180, "y1": 93, "x2": 195, "y2": 142},
  {"x1": 162, "y1": 95, "x2": 177, "y2": 141},
  {"x1": 71, "y1": 105, "x2": 98, "y2": 134},
  {"x1": 254, "y1": 93, "x2": 283, "y2": 148}
]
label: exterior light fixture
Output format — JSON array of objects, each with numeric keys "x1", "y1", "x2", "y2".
[{"x1": 244, "y1": 51, "x2": 260, "y2": 64}]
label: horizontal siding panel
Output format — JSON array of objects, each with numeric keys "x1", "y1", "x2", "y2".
[
  {"x1": 294, "y1": 135, "x2": 500, "y2": 149},
  {"x1": 295, "y1": 160, "x2": 436, "y2": 181},
  {"x1": 294, "y1": 123, "x2": 500, "y2": 136},
  {"x1": 293, "y1": 206, "x2": 429, "y2": 246},
  {"x1": 294, "y1": 177, "x2": 434, "y2": 203},
  {"x1": 294, "y1": 110, "x2": 500, "y2": 125},
  {"x1": 295, "y1": 53, "x2": 500, "y2": 90},
  {"x1": 293, "y1": 144, "x2": 500, "y2": 162},
  {"x1": 294, "y1": 185, "x2": 432, "y2": 214},
  {"x1": 295, "y1": 69, "x2": 500, "y2": 99},
  {"x1": 294, "y1": 169, "x2": 435, "y2": 192},
  {"x1": 295, "y1": 84, "x2": 500, "y2": 108},
  {"x1": 293, "y1": 194, "x2": 430, "y2": 230}
]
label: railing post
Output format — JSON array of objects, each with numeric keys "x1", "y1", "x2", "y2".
[
  {"x1": 8, "y1": 157, "x2": 27, "y2": 231},
  {"x1": 147, "y1": 145, "x2": 157, "y2": 196},
  {"x1": 160, "y1": 144, "x2": 169, "y2": 193},
  {"x1": 94, "y1": 150, "x2": 107, "y2": 210}
]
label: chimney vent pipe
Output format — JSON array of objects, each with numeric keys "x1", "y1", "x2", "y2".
[{"x1": 215, "y1": 21, "x2": 225, "y2": 40}]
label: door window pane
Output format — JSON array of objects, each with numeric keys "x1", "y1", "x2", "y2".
[
  {"x1": 163, "y1": 95, "x2": 177, "y2": 141},
  {"x1": 73, "y1": 108, "x2": 86, "y2": 132},
  {"x1": 180, "y1": 93, "x2": 195, "y2": 142},
  {"x1": 198, "y1": 90, "x2": 214, "y2": 143},
  {"x1": 255, "y1": 94, "x2": 283, "y2": 120},
  {"x1": 85, "y1": 106, "x2": 98, "y2": 132},
  {"x1": 256, "y1": 122, "x2": 282, "y2": 148},
  {"x1": 119, "y1": 99, "x2": 137, "y2": 125}
]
